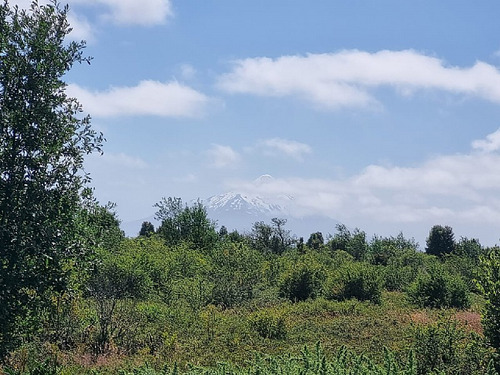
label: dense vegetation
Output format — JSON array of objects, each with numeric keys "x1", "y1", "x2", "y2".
[
  {"x1": 3, "y1": 196, "x2": 500, "y2": 374},
  {"x1": 2, "y1": 2, "x2": 500, "y2": 375}
]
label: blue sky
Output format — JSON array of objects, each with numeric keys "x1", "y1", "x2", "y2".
[{"x1": 13, "y1": 0, "x2": 500, "y2": 245}]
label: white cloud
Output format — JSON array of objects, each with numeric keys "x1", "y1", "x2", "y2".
[
  {"x1": 66, "y1": 12, "x2": 95, "y2": 41},
  {"x1": 67, "y1": 80, "x2": 210, "y2": 118},
  {"x1": 207, "y1": 145, "x2": 241, "y2": 169},
  {"x1": 472, "y1": 128, "x2": 500, "y2": 152},
  {"x1": 218, "y1": 50, "x2": 500, "y2": 110},
  {"x1": 96, "y1": 152, "x2": 149, "y2": 169},
  {"x1": 97, "y1": 0, "x2": 173, "y2": 26},
  {"x1": 226, "y1": 128, "x2": 500, "y2": 245},
  {"x1": 70, "y1": 0, "x2": 173, "y2": 26},
  {"x1": 10, "y1": 0, "x2": 173, "y2": 43},
  {"x1": 258, "y1": 138, "x2": 312, "y2": 161}
]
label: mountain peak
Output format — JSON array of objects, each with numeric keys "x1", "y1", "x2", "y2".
[
  {"x1": 254, "y1": 174, "x2": 274, "y2": 185},
  {"x1": 205, "y1": 190, "x2": 285, "y2": 215}
]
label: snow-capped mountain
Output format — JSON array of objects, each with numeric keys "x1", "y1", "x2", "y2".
[
  {"x1": 204, "y1": 175, "x2": 340, "y2": 238},
  {"x1": 121, "y1": 174, "x2": 340, "y2": 239},
  {"x1": 205, "y1": 174, "x2": 292, "y2": 218},
  {"x1": 206, "y1": 192, "x2": 286, "y2": 215},
  {"x1": 204, "y1": 175, "x2": 291, "y2": 231}
]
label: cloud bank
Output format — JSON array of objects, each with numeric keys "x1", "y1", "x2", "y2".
[
  {"x1": 77, "y1": 0, "x2": 173, "y2": 26},
  {"x1": 68, "y1": 81, "x2": 210, "y2": 118},
  {"x1": 227, "y1": 128, "x2": 500, "y2": 243},
  {"x1": 218, "y1": 50, "x2": 500, "y2": 110}
]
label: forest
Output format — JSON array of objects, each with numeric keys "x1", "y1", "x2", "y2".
[{"x1": 2, "y1": 2, "x2": 500, "y2": 375}]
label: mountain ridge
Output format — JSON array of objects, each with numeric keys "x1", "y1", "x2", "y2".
[{"x1": 121, "y1": 175, "x2": 340, "y2": 238}]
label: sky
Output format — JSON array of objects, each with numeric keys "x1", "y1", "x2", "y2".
[{"x1": 11, "y1": 0, "x2": 500, "y2": 246}]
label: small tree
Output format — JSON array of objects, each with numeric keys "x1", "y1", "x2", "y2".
[
  {"x1": 250, "y1": 218, "x2": 293, "y2": 255},
  {"x1": 250, "y1": 221, "x2": 274, "y2": 253},
  {"x1": 324, "y1": 262, "x2": 382, "y2": 304},
  {"x1": 454, "y1": 236, "x2": 484, "y2": 263},
  {"x1": 155, "y1": 197, "x2": 217, "y2": 250},
  {"x1": 307, "y1": 232, "x2": 324, "y2": 250},
  {"x1": 86, "y1": 248, "x2": 152, "y2": 353},
  {"x1": 0, "y1": 1, "x2": 102, "y2": 357},
  {"x1": 139, "y1": 221, "x2": 155, "y2": 237},
  {"x1": 426, "y1": 225, "x2": 455, "y2": 257},
  {"x1": 476, "y1": 246, "x2": 500, "y2": 369},
  {"x1": 279, "y1": 261, "x2": 324, "y2": 302},
  {"x1": 328, "y1": 224, "x2": 368, "y2": 261}
]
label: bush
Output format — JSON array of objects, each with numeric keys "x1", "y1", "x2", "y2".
[
  {"x1": 407, "y1": 265, "x2": 470, "y2": 309},
  {"x1": 383, "y1": 264, "x2": 414, "y2": 292},
  {"x1": 324, "y1": 262, "x2": 382, "y2": 304},
  {"x1": 444, "y1": 254, "x2": 479, "y2": 292},
  {"x1": 209, "y1": 243, "x2": 262, "y2": 308},
  {"x1": 413, "y1": 318, "x2": 496, "y2": 375},
  {"x1": 476, "y1": 247, "x2": 500, "y2": 371},
  {"x1": 249, "y1": 309, "x2": 287, "y2": 340},
  {"x1": 279, "y1": 261, "x2": 324, "y2": 302},
  {"x1": 112, "y1": 300, "x2": 173, "y2": 355}
]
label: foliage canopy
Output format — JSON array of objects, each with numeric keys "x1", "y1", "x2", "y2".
[{"x1": 0, "y1": 0, "x2": 102, "y2": 356}]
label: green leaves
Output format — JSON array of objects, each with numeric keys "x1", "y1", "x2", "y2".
[
  {"x1": 0, "y1": 1, "x2": 102, "y2": 357},
  {"x1": 425, "y1": 225, "x2": 456, "y2": 257},
  {"x1": 155, "y1": 198, "x2": 218, "y2": 251},
  {"x1": 476, "y1": 247, "x2": 500, "y2": 363},
  {"x1": 407, "y1": 263, "x2": 470, "y2": 309}
]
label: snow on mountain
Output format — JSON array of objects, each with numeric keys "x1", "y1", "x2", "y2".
[
  {"x1": 205, "y1": 192, "x2": 286, "y2": 215},
  {"x1": 121, "y1": 175, "x2": 340, "y2": 239},
  {"x1": 204, "y1": 175, "x2": 340, "y2": 237},
  {"x1": 204, "y1": 175, "x2": 294, "y2": 216}
]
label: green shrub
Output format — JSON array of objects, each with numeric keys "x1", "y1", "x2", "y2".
[
  {"x1": 383, "y1": 264, "x2": 414, "y2": 292},
  {"x1": 112, "y1": 300, "x2": 173, "y2": 355},
  {"x1": 249, "y1": 309, "x2": 287, "y2": 340},
  {"x1": 407, "y1": 265, "x2": 470, "y2": 309},
  {"x1": 279, "y1": 262, "x2": 324, "y2": 302},
  {"x1": 444, "y1": 254, "x2": 479, "y2": 292},
  {"x1": 413, "y1": 318, "x2": 496, "y2": 375},
  {"x1": 476, "y1": 247, "x2": 500, "y2": 372},
  {"x1": 324, "y1": 262, "x2": 383, "y2": 304},
  {"x1": 209, "y1": 243, "x2": 262, "y2": 308},
  {"x1": 330, "y1": 249, "x2": 355, "y2": 266},
  {"x1": 171, "y1": 275, "x2": 213, "y2": 311},
  {"x1": 154, "y1": 342, "x2": 418, "y2": 375}
]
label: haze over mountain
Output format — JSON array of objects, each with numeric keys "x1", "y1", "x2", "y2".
[
  {"x1": 204, "y1": 174, "x2": 340, "y2": 238},
  {"x1": 122, "y1": 175, "x2": 341, "y2": 239}
]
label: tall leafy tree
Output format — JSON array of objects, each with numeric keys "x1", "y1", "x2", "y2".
[
  {"x1": 155, "y1": 197, "x2": 218, "y2": 250},
  {"x1": 425, "y1": 225, "x2": 455, "y2": 257},
  {"x1": 0, "y1": 1, "x2": 102, "y2": 356},
  {"x1": 250, "y1": 218, "x2": 293, "y2": 255},
  {"x1": 328, "y1": 224, "x2": 368, "y2": 260}
]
